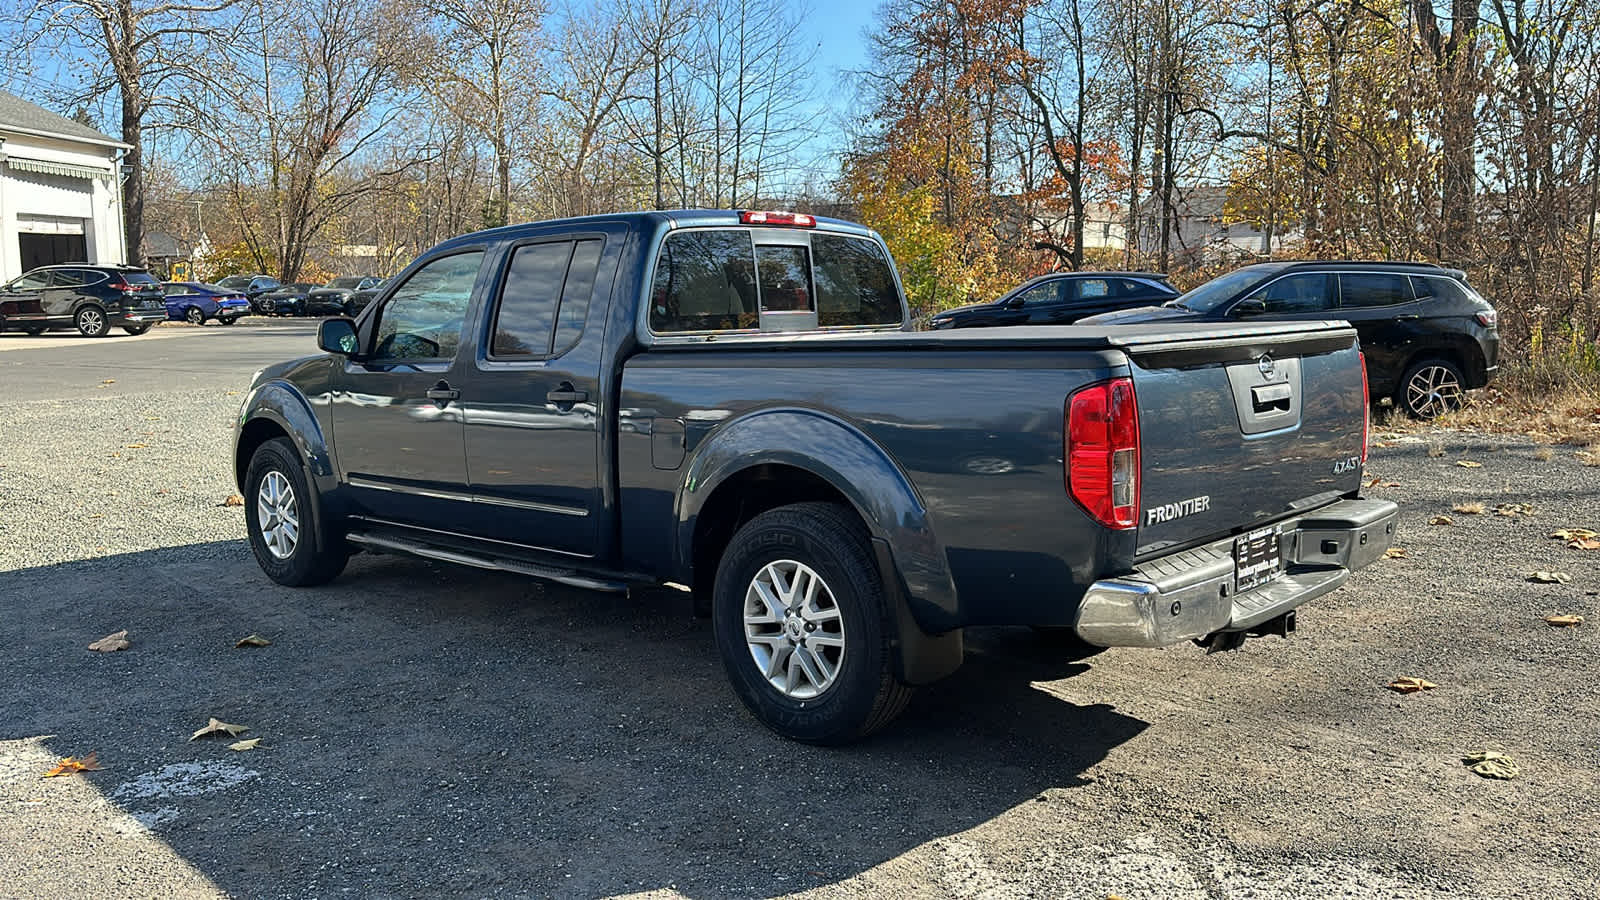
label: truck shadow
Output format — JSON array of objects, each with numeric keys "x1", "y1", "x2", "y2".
[{"x1": 1, "y1": 543, "x2": 1146, "y2": 898}]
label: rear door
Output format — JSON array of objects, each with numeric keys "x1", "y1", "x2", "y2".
[
  {"x1": 461, "y1": 229, "x2": 619, "y2": 556},
  {"x1": 1123, "y1": 323, "x2": 1367, "y2": 557},
  {"x1": 1336, "y1": 272, "x2": 1421, "y2": 396}
]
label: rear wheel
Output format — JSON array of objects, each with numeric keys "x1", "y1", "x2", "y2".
[
  {"x1": 75, "y1": 306, "x2": 108, "y2": 337},
  {"x1": 1397, "y1": 358, "x2": 1465, "y2": 419},
  {"x1": 185, "y1": 306, "x2": 206, "y2": 325},
  {"x1": 712, "y1": 502, "x2": 913, "y2": 744},
  {"x1": 244, "y1": 437, "x2": 348, "y2": 586},
  {"x1": 122, "y1": 324, "x2": 151, "y2": 336},
  {"x1": 218, "y1": 316, "x2": 236, "y2": 326}
]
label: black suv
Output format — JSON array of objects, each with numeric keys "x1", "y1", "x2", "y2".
[
  {"x1": 1082, "y1": 261, "x2": 1500, "y2": 418},
  {"x1": 0, "y1": 264, "x2": 168, "y2": 337},
  {"x1": 929, "y1": 272, "x2": 1178, "y2": 329}
]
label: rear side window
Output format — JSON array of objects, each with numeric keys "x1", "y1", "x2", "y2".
[
  {"x1": 490, "y1": 238, "x2": 604, "y2": 357},
  {"x1": 810, "y1": 234, "x2": 901, "y2": 327},
  {"x1": 49, "y1": 270, "x2": 87, "y2": 287},
  {"x1": 1411, "y1": 275, "x2": 1471, "y2": 303},
  {"x1": 1340, "y1": 273, "x2": 1414, "y2": 308},
  {"x1": 650, "y1": 230, "x2": 758, "y2": 332},
  {"x1": 1075, "y1": 278, "x2": 1110, "y2": 299}
]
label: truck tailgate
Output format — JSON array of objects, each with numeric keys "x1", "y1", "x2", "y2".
[{"x1": 1124, "y1": 323, "x2": 1366, "y2": 557}]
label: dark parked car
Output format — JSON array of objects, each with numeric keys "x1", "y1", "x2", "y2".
[
  {"x1": 254, "y1": 282, "x2": 321, "y2": 317},
  {"x1": 929, "y1": 272, "x2": 1178, "y2": 329},
  {"x1": 216, "y1": 274, "x2": 283, "y2": 311},
  {"x1": 1082, "y1": 261, "x2": 1500, "y2": 419},
  {"x1": 341, "y1": 276, "x2": 390, "y2": 317},
  {"x1": 304, "y1": 276, "x2": 382, "y2": 316},
  {"x1": 0, "y1": 264, "x2": 167, "y2": 336},
  {"x1": 234, "y1": 209, "x2": 1394, "y2": 743},
  {"x1": 161, "y1": 282, "x2": 251, "y2": 325}
]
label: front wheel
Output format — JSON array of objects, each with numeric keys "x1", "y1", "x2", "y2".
[
  {"x1": 217, "y1": 316, "x2": 236, "y2": 326},
  {"x1": 122, "y1": 324, "x2": 151, "y2": 336},
  {"x1": 1397, "y1": 358, "x2": 1465, "y2": 419},
  {"x1": 75, "y1": 306, "x2": 109, "y2": 337},
  {"x1": 712, "y1": 502, "x2": 913, "y2": 744},
  {"x1": 23, "y1": 325, "x2": 47, "y2": 336},
  {"x1": 244, "y1": 437, "x2": 348, "y2": 586}
]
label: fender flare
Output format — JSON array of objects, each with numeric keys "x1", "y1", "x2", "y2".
[
  {"x1": 677, "y1": 408, "x2": 961, "y2": 635},
  {"x1": 236, "y1": 382, "x2": 339, "y2": 552}
]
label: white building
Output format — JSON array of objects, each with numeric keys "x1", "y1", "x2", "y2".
[{"x1": 0, "y1": 91, "x2": 129, "y2": 282}]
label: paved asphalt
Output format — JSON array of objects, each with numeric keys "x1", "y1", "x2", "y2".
[{"x1": 1, "y1": 319, "x2": 1597, "y2": 899}]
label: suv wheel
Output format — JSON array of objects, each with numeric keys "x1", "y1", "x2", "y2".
[
  {"x1": 185, "y1": 306, "x2": 206, "y2": 325},
  {"x1": 1398, "y1": 358, "x2": 1465, "y2": 419},
  {"x1": 122, "y1": 324, "x2": 151, "y2": 336},
  {"x1": 75, "y1": 305, "x2": 108, "y2": 337},
  {"x1": 712, "y1": 502, "x2": 913, "y2": 744},
  {"x1": 244, "y1": 437, "x2": 348, "y2": 586}
]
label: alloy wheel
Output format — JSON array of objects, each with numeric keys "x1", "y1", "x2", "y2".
[
  {"x1": 77, "y1": 308, "x2": 105, "y2": 336},
  {"x1": 743, "y1": 559, "x2": 847, "y2": 699},
  {"x1": 256, "y1": 470, "x2": 300, "y2": 560},
  {"x1": 1404, "y1": 365, "x2": 1463, "y2": 419}
]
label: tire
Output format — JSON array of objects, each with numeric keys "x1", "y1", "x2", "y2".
[
  {"x1": 122, "y1": 324, "x2": 151, "y2": 336},
  {"x1": 1397, "y1": 358, "x2": 1466, "y2": 419},
  {"x1": 23, "y1": 325, "x2": 47, "y2": 336},
  {"x1": 75, "y1": 305, "x2": 109, "y2": 337},
  {"x1": 185, "y1": 306, "x2": 206, "y2": 325},
  {"x1": 712, "y1": 502, "x2": 913, "y2": 744},
  {"x1": 218, "y1": 316, "x2": 236, "y2": 326},
  {"x1": 243, "y1": 437, "x2": 348, "y2": 586}
]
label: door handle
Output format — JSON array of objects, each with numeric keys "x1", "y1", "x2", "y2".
[
  {"x1": 1394, "y1": 314, "x2": 1420, "y2": 321},
  {"x1": 547, "y1": 382, "x2": 588, "y2": 406},
  {"x1": 426, "y1": 381, "x2": 460, "y2": 407}
]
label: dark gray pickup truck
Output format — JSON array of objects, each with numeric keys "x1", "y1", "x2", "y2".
[{"x1": 234, "y1": 210, "x2": 1398, "y2": 743}]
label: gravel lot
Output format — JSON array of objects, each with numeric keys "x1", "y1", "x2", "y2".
[{"x1": 2, "y1": 323, "x2": 1598, "y2": 899}]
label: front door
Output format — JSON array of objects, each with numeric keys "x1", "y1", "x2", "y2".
[
  {"x1": 332, "y1": 249, "x2": 486, "y2": 534},
  {"x1": 462, "y1": 234, "x2": 612, "y2": 556}
]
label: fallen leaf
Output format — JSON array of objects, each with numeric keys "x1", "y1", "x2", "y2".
[
  {"x1": 1494, "y1": 503, "x2": 1535, "y2": 518},
  {"x1": 228, "y1": 738, "x2": 265, "y2": 752},
  {"x1": 100, "y1": 379, "x2": 115, "y2": 384},
  {"x1": 1453, "y1": 503, "x2": 1485, "y2": 515},
  {"x1": 43, "y1": 752, "x2": 101, "y2": 777},
  {"x1": 1367, "y1": 475, "x2": 1381, "y2": 487},
  {"x1": 1527, "y1": 571, "x2": 1572, "y2": 584},
  {"x1": 1571, "y1": 538, "x2": 1600, "y2": 551},
  {"x1": 1428, "y1": 515, "x2": 1454, "y2": 526},
  {"x1": 87, "y1": 630, "x2": 130, "y2": 652},
  {"x1": 1455, "y1": 460, "x2": 1483, "y2": 468},
  {"x1": 1388, "y1": 676, "x2": 1437, "y2": 694},
  {"x1": 1463, "y1": 750, "x2": 1519, "y2": 780},
  {"x1": 220, "y1": 494, "x2": 244, "y2": 507},
  {"x1": 1545, "y1": 614, "x2": 1584, "y2": 627},
  {"x1": 234, "y1": 634, "x2": 272, "y2": 648},
  {"x1": 1549, "y1": 528, "x2": 1598, "y2": 541},
  {"x1": 125, "y1": 442, "x2": 146, "y2": 449},
  {"x1": 190, "y1": 718, "x2": 249, "y2": 741},
  {"x1": 1384, "y1": 547, "x2": 1409, "y2": 559},
  {"x1": 1384, "y1": 481, "x2": 1401, "y2": 487}
]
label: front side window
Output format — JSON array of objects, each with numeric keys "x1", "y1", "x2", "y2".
[
  {"x1": 1340, "y1": 273, "x2": 1413, "y2": 308},
  {"x1": 650, "y1": 230, "x2": 757, "y2": 333},
  {"x1": 1015, "y1": 281, "x2": 1063, "y2": 307},
  {"x1": 371, "y1": 251, "x2": 484, "y2": 361},
  {"x1": 49, "y1": 270, "x2": 87, "y2": 288},
  {"x1": 10, "y1": 272, "x2": 50, "y2": 291},
  {"x1": 1246, "y1": 274, "x2": 1334, "y2": 314},
  {"x1": 812, "y1": 234, "x2": 901, "y2": 327}
]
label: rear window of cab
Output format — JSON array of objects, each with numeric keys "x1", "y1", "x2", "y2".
[{"x1": 649, "y1": 229, "x2": 902, "y2": 333}]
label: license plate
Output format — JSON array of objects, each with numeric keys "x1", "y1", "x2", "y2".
[{"x1": 1234, "y1": 526, "x2": 1283, "y2": 592}]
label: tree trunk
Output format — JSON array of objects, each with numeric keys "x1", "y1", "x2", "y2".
[{"x1": 121, "y1": 103, "x2": 143, "y2": 265}]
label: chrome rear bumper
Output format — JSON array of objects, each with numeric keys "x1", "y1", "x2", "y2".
[{"x1": 1074, "y1": 498, "x2": 1398, "y2": 648}]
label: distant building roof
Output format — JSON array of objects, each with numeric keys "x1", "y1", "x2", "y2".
[{"x1": 0, "y1": 90, "x2": 126, "y2": 147}]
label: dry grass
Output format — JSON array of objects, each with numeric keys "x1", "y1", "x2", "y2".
[
  {"x1": 1452, "y1": 502, "x2": 1487, "y2": 515},
  {"x1": 1534, "y1": 445, "x2": 1556, "y2": 461},
  {"x1": 1579, "y1": 448, "x2": 1600, "y2": 467},
  {"x1": 1427, "y1": 441, "x2": 1445, "y2": 458},
  {"x1": 1433, "y1": 366, "x2": 1600, "y2": 446}
]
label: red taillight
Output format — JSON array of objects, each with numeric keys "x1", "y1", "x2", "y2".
[
  {"x1": 106, "y1": 277, "x2": 129, "y2": 291},
  {"x1": 1066, "y1": 377, "x2": 1140, "y2": 529},
  {"x1": 1475, "y1": 309, "x2": 1497, "y2": 328},
  {"x1": 1359, "y1": 351, "x2": 1370, "y2": 464},
  {"x1": 739, "y1": 210, "x2": 816, "y2": 227}
]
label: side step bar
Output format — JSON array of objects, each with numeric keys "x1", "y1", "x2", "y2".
[{"x1": 344, "y1": 531, "x2": 630, "y2": 594}]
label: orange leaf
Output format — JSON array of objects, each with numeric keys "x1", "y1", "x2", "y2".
[
  {"x1": 1388, "y1": 676, "x2": 1437, "y2": 694},
  {"x1": 1545, "y1": 614, "x2": 1584, "y2": 627},
  {"x1": 43, "y1": 752, "x2": 101, "y2": 777}
]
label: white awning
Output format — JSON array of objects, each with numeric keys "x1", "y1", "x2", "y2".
[{"x1": 5, "y1": 156, "x2": 109, "y2": 179}]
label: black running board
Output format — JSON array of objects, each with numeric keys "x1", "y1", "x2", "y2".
[{"x1": 345, "y1": 531, "x2": 630, "y2": 593}]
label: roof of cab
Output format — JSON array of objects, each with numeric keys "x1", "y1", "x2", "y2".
[{"x1": 429, "y1": 209, "x2": 878, "y2": 253}]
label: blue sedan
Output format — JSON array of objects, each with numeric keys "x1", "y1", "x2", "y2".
[{"x1": 161, "y1": 282, "x2": 252, "y2": 325}]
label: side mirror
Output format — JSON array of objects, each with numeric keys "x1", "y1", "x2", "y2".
[
  {"x1": 1231, "y1": 297, "x2": 1267, "y2": 317},
  {"x1": 1004, "y1": 296, "x2": 1026, "y2": 310},
  {"x1": 318, "y1": 318, "x2": 360, "y2": 356}
]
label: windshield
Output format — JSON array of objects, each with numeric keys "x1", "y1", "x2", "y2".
[
  {"x1": 327, "y1": 277, "x2": 363, "y2": 288},
  {"x1": 217, "y1": 276, "x2": 249, "y2": 289},
  {"x1": 1174, "y1": 267, "x2": 1281, "y2": 314}
]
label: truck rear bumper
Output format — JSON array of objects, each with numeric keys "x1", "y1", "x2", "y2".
[{"x1": 1074, "y1": 498, "x2": 1398, "y2": 648}]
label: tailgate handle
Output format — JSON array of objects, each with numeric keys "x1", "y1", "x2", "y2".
[{"x1": 1251, "y1": 383, "x2": 1293, "y2": 413}]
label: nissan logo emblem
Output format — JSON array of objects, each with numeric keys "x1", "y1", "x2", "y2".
[{"x1": 1257, "y1": 354, "x2": 1275, "y2": 378}]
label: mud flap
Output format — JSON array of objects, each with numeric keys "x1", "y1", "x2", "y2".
[{"x1": 872, "y1": 537, "x2": 964, "y2": 685}]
